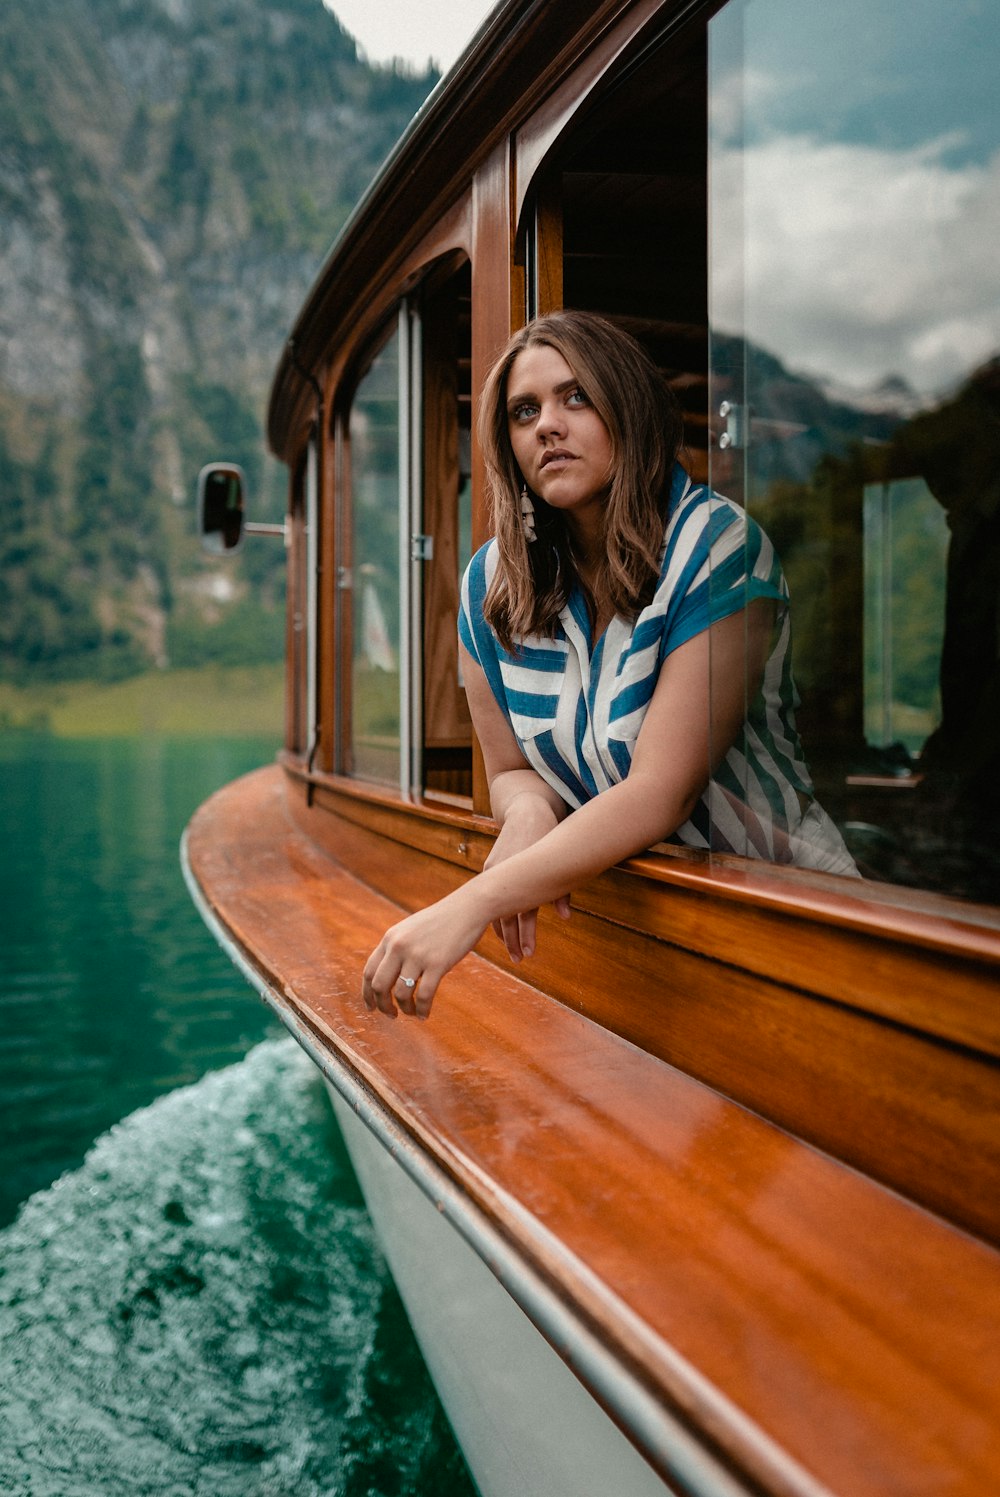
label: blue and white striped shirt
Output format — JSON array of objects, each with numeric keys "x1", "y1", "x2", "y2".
[{"x1": 459, "y1": 465, "x2": 856, "y2": 871}]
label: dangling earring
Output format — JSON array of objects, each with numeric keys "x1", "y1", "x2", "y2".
[{"x1": 520, "y1": 485, "x2": 537, "y2": 543}]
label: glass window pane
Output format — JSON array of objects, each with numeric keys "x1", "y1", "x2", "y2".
[
  {"x1": 349, "y1": 331, "x2": 401, "y2": 786},
  {"x1": 709, "y1": 0, "x2": 1000, "y2": 902},
  {"x1": 862, "y1": 478, "x2": 949, "y2": 758}
]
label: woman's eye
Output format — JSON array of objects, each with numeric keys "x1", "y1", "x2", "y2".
[
  {"x1": 567, "y1": 388, "x2": 589, "y2": 407},
  {"x1": 510, "y1": 402, "x2": 538, "y2": 423}
]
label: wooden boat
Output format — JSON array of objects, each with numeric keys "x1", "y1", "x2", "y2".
[{"x1": 184, "y1": 1, "x2": 1000, "y2": 1491}]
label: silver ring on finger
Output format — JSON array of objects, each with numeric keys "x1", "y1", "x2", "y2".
[{"x1": 399, "y1": 976, "x2": 417, "y2": 989}]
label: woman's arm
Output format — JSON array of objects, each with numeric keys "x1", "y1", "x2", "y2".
[
  {"x1": 462, "y1": 644, "x2": 572, "y2": 964},
  {"x1": 362, "y1": 602, "x2": 774, "y2": 1018}
]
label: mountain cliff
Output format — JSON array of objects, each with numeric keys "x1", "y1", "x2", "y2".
[{"x1": 0, "y1": 0, "x2": 435, "y2": 678}]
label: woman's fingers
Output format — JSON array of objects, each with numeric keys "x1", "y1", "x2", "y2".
[
  {"x1": 387, "y1": 967, "x2": 440, "y2": 1018},
  {"x1": 497, "y1": 912, "x2": 522, "y2": 960},
  {"x1": 516, "y1": 909, "x2": 537, "y2": 960},
  {"x1": 413, "y1": 973, "x2": 439, "y2": 1019},
  {"x1": 362, "y1": 946, "x2": 398, "y2": 1017},
  {"x1": 361, "y1": 889, "x2": 490, "y2": 1020},
  {"x1": 494, "y1": 898, "x2": 570, "y2": 961},
  {"x1": 496, "y1": 908, "x2": 534, "y2": 962},
  {"x1": 361, "y1": 949, "x2": 379, "y2": 1011},
  {"x1": 362, "y1": 941, "x2": 442, "y2": 1020},
  {"x1": 394, "y1": 973, "x2": 419, "y2": 1017}
]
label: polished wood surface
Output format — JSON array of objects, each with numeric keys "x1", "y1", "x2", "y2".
[
  {"x1": 187, "y1": 764, "x2": 1000, "y2": 1497},
  {"x1": 283, "y1": 758, "x2": 1000, "y2": 1247}
]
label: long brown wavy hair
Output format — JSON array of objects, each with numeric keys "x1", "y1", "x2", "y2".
[{"x1": 478, "y1": 310, "x2": 683, "y2": 651}]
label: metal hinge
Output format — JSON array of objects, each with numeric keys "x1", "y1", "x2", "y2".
[{"x1": 410, "y1": 533, "x2": 434, "y2": 561}]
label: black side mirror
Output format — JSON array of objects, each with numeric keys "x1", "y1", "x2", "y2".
[{"x1": 198, "y1": 464, "x2": 246, "y2": 554}]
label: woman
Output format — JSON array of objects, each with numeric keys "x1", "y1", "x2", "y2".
[{"x1": 362, "y1": 311, "x2": 855, "y2": 1018}]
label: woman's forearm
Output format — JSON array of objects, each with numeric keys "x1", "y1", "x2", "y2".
[
  {"x1": 489, "y1": 768, "x2": 569, "y2": 828},
  {"x1": 466, "y1": 770, "x2": 694, "y2": 928},
  {"x1": 483, "y1": 768, "x2": 573, "y2": 963}
]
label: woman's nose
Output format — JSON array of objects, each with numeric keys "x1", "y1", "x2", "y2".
[{"x1": 536, "y1": 399, "x2": 566, "y2": 437}]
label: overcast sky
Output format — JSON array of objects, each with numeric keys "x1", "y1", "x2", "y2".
[
  {"x1": 709, "y1": 0, "x2": 1000, "y2": 397},
  {"x1": 325, "y1": 0, "x2": 498, "y2": 72}
]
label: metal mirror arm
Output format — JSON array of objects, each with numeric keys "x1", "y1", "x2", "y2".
[{"x1": 244, "y1": 521, "x2": 288, "y2": 540}]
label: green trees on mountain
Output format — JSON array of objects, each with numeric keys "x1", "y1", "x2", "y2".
[
  {"x1": 0, "y1": 433, "x2": 108, "y2": 674},
  {"x1": 0, "y1": 0, "x2": 435, "y2": 680}
]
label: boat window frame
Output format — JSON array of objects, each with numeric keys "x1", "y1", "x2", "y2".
[
  {"x1": 304, "y1": 432, "x2": 319, "y2": 768},
  {"x1": 335, "y1": 259, "x2": 475, "y2": 801},
  {"x1": 418, "y1": 255, "x2": 475, "y2": 803},
  {"x1": 285, "y1": 447, "x2": 310, "y2": 755},
  {"x1": 334, "y1": 312, "x2": 408, "y2": 790}
]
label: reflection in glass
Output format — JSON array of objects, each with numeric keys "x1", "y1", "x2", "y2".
[
  {"x1": 863, "y1": 479, "x2": 948, "y2": 757},
  {"x1": 349, "y1": 332, "x2": 401, "y2": 785},
  {"x1": 709, "y1": 0, "x2": 1000, "y2": 902}
]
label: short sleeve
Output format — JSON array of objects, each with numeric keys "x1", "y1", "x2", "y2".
[
  {"x1": 458, "y1": 541, "x2": 512, "y2": 722},
  {"x1": 653, "y1": 477, "x2": 787, "y2": 664}
]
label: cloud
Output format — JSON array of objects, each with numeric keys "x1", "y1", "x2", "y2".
[{"x1": 711, "y1": 132, "x2": 1000, "y2": 395}]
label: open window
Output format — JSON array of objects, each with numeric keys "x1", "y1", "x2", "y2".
[
  {"x1": 337, "y1": 258, "x2": 473, "y2": 800},
  {"x1": 518, "y1": 18, "x2": 710, "y2": 481}
]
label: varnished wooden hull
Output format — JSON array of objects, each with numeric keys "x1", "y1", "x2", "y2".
[{"x1": 183, "y1": 764, "x2": 1000, "y2": 1496}]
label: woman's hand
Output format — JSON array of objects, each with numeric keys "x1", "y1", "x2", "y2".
[
  {"x1": 362, "y1": 883, "x2": 491, "y2": 1020},
  {"x1": 361, "y1": 797, "x2": 570, "y2": 1019},
  {"x1": 484, "y1": 799, "x2": 571, "y2": 963}
]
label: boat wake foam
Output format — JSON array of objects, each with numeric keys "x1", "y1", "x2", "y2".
[{"x1": 0, "y1": 1037, "x2": 473, "y2": 1496}]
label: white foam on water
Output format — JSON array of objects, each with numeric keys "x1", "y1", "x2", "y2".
[{"x1": 0, "y1": 1038, "x2": 473, "y2": 1496}]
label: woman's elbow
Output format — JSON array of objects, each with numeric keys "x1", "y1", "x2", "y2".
[{"x1": 626, "y1": 773, "x2": 704, "y2": 845}]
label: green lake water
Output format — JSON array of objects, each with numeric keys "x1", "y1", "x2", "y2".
[{"x1": 0, "y1": 734, "x2": 475, "y2": 1496}]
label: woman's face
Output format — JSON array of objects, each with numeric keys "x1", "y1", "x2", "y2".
[{"x1": 505, "y1": 343, "x2": 613, "y2": 535}]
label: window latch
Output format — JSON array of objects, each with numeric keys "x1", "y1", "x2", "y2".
[
  {"x1": 718, "y1": 401, "x2": 746, "y2": 451},
  {"x1": 410, "y1": 533, "x2": 434, "y2": 561}
]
